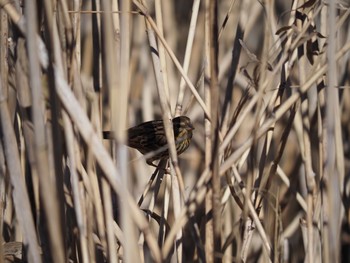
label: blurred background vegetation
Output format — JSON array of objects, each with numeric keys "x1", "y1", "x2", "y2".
[{"x1": 0, "y1": 0, "x2": 350, "y2": 262}]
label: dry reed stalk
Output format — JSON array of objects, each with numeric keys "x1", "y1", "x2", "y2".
[
  {"x1": 208, "y1": 1, "x2": 221, "y2": 263},
  {"x1": 0, "y1": 82, "x2": 42, "y2": 263},
  {"x1": 175, "y1": 0, "x2": 201, "y2": 116},
  {"x1": 324, "y1": 0, "x2": 343, "y2": 262},
  {"x1": 133, "y1": 0, "x2": 211, "y2": 119},
  {"x1": 1, "y1": 0, "x2": 350, "y2": 262},
  {"x1": 25, "y1": 0, "x2": 65, "y2": 261}
]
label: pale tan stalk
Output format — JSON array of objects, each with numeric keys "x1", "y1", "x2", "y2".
[
  {"x1": 25, "y1": 0, "x2": 65, "y2": 261},
  {"x1": 0, "y1": 81, "x2": 42, "y2": 263},
  {"x1": 175, "y1": 0, "x2": 201, "y2": 115}
]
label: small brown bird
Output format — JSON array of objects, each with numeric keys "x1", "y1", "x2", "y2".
[{"x1": 103, "y1": 116, "x2": 194, "y2": 166}]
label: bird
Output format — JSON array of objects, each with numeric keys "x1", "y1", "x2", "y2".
[{"x1": 103, "y1": 116, "x2": 194, "y2": 166}]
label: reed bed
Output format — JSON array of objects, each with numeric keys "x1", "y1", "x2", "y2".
[{"x1": 0, "y1": 0, "x2": 350, "y2": 262}]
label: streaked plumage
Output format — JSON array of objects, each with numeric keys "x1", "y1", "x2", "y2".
[{"x1": 103, "y1": 116, "x2": 194, "y2": 166}]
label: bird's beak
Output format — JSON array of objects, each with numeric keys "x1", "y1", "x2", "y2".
[{"x1": 188, "y1": 123, "x2": 195, "y2": 130}]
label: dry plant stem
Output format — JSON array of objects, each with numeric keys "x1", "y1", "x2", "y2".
[
  {"x1": 113, "y1": 221, "x2": 125, "y2": 247},
  {"x1": 175, "y1": 0, "x2": 201, "y2": 115},
  {"x1": 241, "y1": 219, "x2": 255, "y2": 262},
  {"x1": 220, "y1": 41, "x2": 350, "y2": 174},
  {"x1": 209, "y1": 0, "x2": 221, "y2": 262},
  {"x1": 145, "y1": 17, "x2": 186, "y2": 198},
  {"x1": 152, "y1": 2, "x2": 184, "y2": 258},
  {"x1": 0, "y1": 1, "x2": 48, "y2": 68},
  {"x1": 204, "y1": 0, "x2": 214, "y2": 261},
  {"x1": 1, "y1": 0, "x2": 161, "y2": 257},
  {"x1": 299, "y1": 78, "x2": 316, "y2": 263},
  {"x1": 163, "y1": 165, "x2": 273, "y2": 260},
  {"x1": 256, "y1": 104, "x2": 296, "y2": 210},
  {"x1": 162, "y1": 43, "x2": 350, "y2": 261},
  {"x1": 1, "y1": 1, "x2": 349, "y2": 262},
  {"x1": 154, "y1": 0, "x2": 170, "y2": 101},
  {"x1": 49, "y1": 9, "x2": 162, "y2": 250},
  {"x1": 276, "y1": 166, "x2": 307, "y2": 211},
  {"x1": 55, "y1": 70, "x2": 161, "y2": 262},
  {"x1": 62, "y1": 113, "x2": 89, "y2": 263},
  {"x1": 58, "y1": 0, "x2": 73, "y2": 34},
  {"x1": 101, "y1": 0, "x2": 120, "y2": 259},
  {"x1": 217, "y1": 0, "x2": 236, "y2": 40},
  {"x1": 162, "y1": 168, "x2": 211, "y2": 258},
  {"x1": 100, "y1": 0, "x2": 119, "y2": 134},
  {"x1": 0, "y1": 83, "x2": 42, "y2": 263},
  {"x1": 25, "y1": 0, "x2": 65, "y2": 262},
  {"x1": 220, "y1": 90, "x2": 258, "y2": 153},
  {"x1": 115, "y1": 0, "x2": 138, "y2": 261},
  {"x1": 148, "y1": 162, "x2": 166, "y2": 214},
  {"x1": 133, "y1": 0, "x2": 211, "y2": 119},
  {"x1": 116, "y1": 0, "x2": 130, "y2": 137},
  {"x1": 91, "y1": 91, "x2": 110, "y2": 254},
  {"x1": 220, "y1": 9, "x2": 244, "y2": 129},
  {"x1": 43, "y1": 0, "x2": 68, "y2": 255},
  {"x1": 111, "y1": 0, "x2": 120, "y2": 30},
  {"x1": 158, "y1": 170, "x2": 171, "y2": 247},
  {"x1": 316, "y1": 89, "x2": 325, "y2": 223},
  {"x1": 72, "y1": 0, "x2": 81, "y2": 70},
  {"x1": 102, "y1": 179, "x2": 119, "y2": 263},
  {"x1": 95, "y1": 98, "x2": 116, "y2": 261},
  {"x1": 325, "y1": 1, "x2": 342, "y2": 261},
  {"x1": 273, "y1": 191, "x2": 280, "y2": 263},
  {"x1": 55, "y1": 70, "x2": 116, "y2": 192},
  {"x1": 230, "y1": 166, "x2": 272, "y2": 259},
  {"x1": 162, "y1": 174, "x2": 171, "y2": 235},
  {"x1": 269, "y1": 4, "x2": 324, "y2": 88},
  {"x1": 0, "y1": 9, "x2": 6, "y2": 260},
  {"x1": 0, "y1": 8, "x2": 8, "y2": 101},
  {"x1": 253, "y1": 0, "x2": 282, "y2": 206},
  {"x1": 169, "y1": 163, "x2": 183, "y2": 262},
  {"x1": 87, "y1": 159, "x2": 108, "y2": 252},
  {"x1": 86, "y1": 198, "x2": 96, "y2": 261},
  {"x1": 269, "y1": 2, "x2": 323, "y2": 71},
  {"x1": 138, "y1": 167, "x2": 159, "y2": 206}
]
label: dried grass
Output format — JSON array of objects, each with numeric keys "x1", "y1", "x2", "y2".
[{"x1": 0, "y1": 0, "x2": 350, "y2": 262}]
